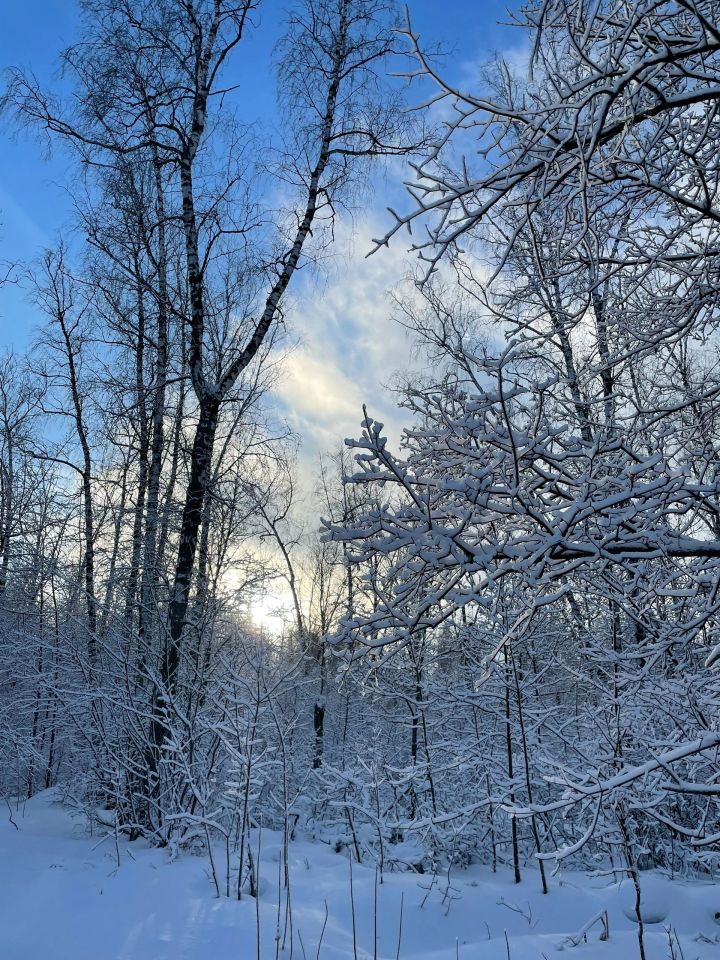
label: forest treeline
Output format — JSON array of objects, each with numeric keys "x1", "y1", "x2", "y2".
[{"x1": 2, "y1": 0, "x2": 720, "y2": 919}]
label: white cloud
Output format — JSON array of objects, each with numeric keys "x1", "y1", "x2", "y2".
[
  {"x1": 278, "y1": 349, "x2": 366, "y2": 447},
  {"x1": 273, "y1": 214, "x2": 420, "y2": 497}
]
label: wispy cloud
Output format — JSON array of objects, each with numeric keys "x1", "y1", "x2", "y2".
[{"x1": 273, "y1": 215, "x2": 418, "y2": 492}]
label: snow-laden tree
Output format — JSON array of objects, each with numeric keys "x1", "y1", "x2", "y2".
[
  {"x1": 326, "y1": 0, "x2": 720, "y2": 855},
  {"x1": 2, "y1": 0, "x2": 424, "y2": 839}
]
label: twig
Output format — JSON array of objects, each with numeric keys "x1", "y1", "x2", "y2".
[
  {"x1": 395, "y1": 891, "x2": 404, "y2": 960},
  {"x1": 256, "y1": 821, "x2": 262, "y2": 960},
  {"x1": 558, "y1": 910, "x2": 609, "y2": 948},
  {"x1": 316, "y1": 900, "x2": 329, "y2": 960},
  {"x1": 3, "y1": 797, "x2": 18, "y2": 831},
  {"x1": 373, "y1": 865, "x2": 378, "y2": 960},
  {"x1": 349, "y1": 851, "x2": 358, "y2": 960}
]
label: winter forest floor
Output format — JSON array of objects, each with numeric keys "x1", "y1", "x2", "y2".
[{"x1": 2, "y1": 791, "x2": 720, "y2": 960}]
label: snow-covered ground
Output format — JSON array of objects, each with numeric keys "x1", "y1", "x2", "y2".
[{"x1": 2, "y1": 791, "x2": 720, "y2": 960}]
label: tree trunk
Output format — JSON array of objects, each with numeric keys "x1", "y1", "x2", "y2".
[{"x1": 165, "y1": 396, "x2": 220, "y2": 691}]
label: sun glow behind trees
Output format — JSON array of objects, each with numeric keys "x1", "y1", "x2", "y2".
[{"x1": 249, "y1": 589, "x2": 294, "y2": 636}]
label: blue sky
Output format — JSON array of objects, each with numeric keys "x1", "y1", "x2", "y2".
[
  {"x1": 0, "y1": 2, "x2": 518, "y2": 327},
  {"x1": 0, "y1": 0, "x2": 522, "y2": 478}
]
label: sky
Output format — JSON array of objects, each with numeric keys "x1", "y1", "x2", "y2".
[{"x1": 0, "y1": 0, "x2": 523, "y2": 496}]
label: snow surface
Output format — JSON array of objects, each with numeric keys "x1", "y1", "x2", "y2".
[{"x1": 2, "y1": 791, "x2": 720, "y2": 959}]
